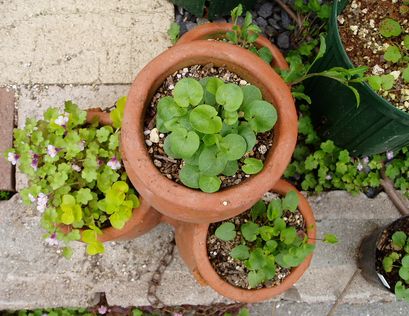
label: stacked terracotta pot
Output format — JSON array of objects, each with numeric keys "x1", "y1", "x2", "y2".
[{"x1": 116, "y1": 24, "x2": 316, "y2": 302}]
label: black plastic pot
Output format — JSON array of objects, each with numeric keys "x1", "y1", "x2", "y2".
[
  {"x1": 305, "y1": 0, "x2": 409, "y2": 156},
  {"x1": 358, "y1": 216, "x2": 409, "y2": 292}
]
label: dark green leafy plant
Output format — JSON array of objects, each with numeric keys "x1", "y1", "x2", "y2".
[
  {"x1": 157, "y1": 76, "x2": 277, "y2": 193},
  {"x1": 4, "y1": 98, "x2": 140, "y2": 256},
  {"x1": 0, "y1": 191, "x2": 12, "y2": 200},
  {"x1": 214, "y1": 192, "x2": 316, "y2": 288},
  {"x1": 382, "y1": 231, "x2": 409, "y2": 302},
  {"x1": 167, "y1": 22, "x2": 181, "y2": 45}
]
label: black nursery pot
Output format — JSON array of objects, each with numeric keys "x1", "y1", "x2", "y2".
[{"x1": 359, "y1": 216, "x2": 409, "y2": 292}]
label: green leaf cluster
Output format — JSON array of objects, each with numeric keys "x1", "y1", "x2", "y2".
[
  {"x1": 214, "y1": 192, "x2": 315, "y2": 288},
  {"x1": 226, "y1": 4, "x2": 273, "y2": 64},
  {"x1": 5, "y1": 99, "x2": 140, "y2": 256},
  {"x1": 157, "y1": 77, "x2": 277, "y2": 192},
  {"x1": 3, "y1": 307, "x2": 92, "y2": 316}
]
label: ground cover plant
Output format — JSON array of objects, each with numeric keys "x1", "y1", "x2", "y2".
[
  {"x1": 4, "y1": 99, "x2": 140, "y2": 257},
  {"x1": 155, "y1": 76, "x2": 277, "y2": 193}
]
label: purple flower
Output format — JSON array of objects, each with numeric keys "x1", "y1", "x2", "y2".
[
  {"x1": 72, "y1": 164, "x2": 81, "y2": 172},
  {"x1": 357, "y1": 163, "x2": 363, "y2": 172},
  {"x1": 173, "y1": 313, "x2": 183, "y2": 316},
  {"x1": 325, "y1": 174, "x2": 332, "y2": 180},
  {"x1": 31, "y1": 153, "x2": 39, "y2": 171},
  {"x1": 28, "y1": 193, "x2": 36, "y2": 203},
  {"x1": 386, "y1": 151, "x2": 394, "y2": 160},
  {"x1": 47, "y1": 145, "x2": 58, "y2": 158},
  {"x1": 107, "y1": 157, "x2": 121, "y2": 170},
  {"x1": 45, "y1": 233, "x2": 59, "y2": 246},
  {"x1": 362, "y1": 156, "x2": 369, "y2": 164},
  {"x1": 55, "y1": 114, "x2": 69, "y2": 126},
  {"x1": 37, "y1": 193, "x2": 48, "y2": 213},
  {"x1": 7, "y1": 152, "x2": 19, "y2": 165},
  {"x1": 79, "y1": 140, "x2": 86, "y2": 151},
  {"x1": 97, "y1": 306, "x2": 108, "y2": 315}
]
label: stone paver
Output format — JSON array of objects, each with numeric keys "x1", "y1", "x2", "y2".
[
  {"x1": 0, "y1": 88, "x2": 15, "y2": 191},
  {"x1": 0, "y1": 191, "x2": 402, "y2": 310},
  {"x1": 0, "y1": 0, "x2": 173, "y2": 85}
]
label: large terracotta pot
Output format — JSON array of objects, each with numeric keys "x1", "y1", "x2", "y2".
[
  {"x1": 61, "y1": 109, "x2": 162, "y2": 242},
  {"x1": 177, "y1": 22, "x2": 289, "y2": 71},
  {"x1": 122, "y1": 40, "x2": 297, "y2": 223},
  {"x1": 173, "y1": 179, "x2": 316, "y2": 303}
]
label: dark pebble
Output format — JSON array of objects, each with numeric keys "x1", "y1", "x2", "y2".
[
  {"x1": 185, "y1": 21, "x2": 197, "y2": 31},
  {"x1": 213, "y1": 18, "x2": 227, "y2": 23},
  {"x1": 265, "y1": 25, "x2": 277, "y2": 38},
  {"x1": 196, "y1": 17, "x2": 209, "y2": 25},
  {"x1": 273, "y1": 13, "x2": 281, "y2": 21},
  {"x1": 179, "y1": 22, "x2": 188, "y2": 35},
  {"x1": 175, "y1": 14, "x2": 184, "y2": 24},
  {"x1": 277, "y1": 32, "x2": 290, "y2": 49},
  {"x1": 258, "y1": 2, "x2": 274, "y2": 18},
  {"x1": 281, "y1": 11, "x2": 292, "y2": 29},
  {"x1": 365, "y1": 187, "x2": 382, "y2": 199},
  {"x1": 255, "y1": 16, "x2": 268, "y2": 29}
]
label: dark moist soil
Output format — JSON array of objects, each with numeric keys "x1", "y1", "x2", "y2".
[
  {"x1": 338, "y1": 0, "x2": 409, "y2": 112},
  {"x1": 376, "y1": 217, "x2": 409, "y2": 289},
  {"x1": 207, "y1": 192, "x2": 306, "y2": 290},
  {"x1": 143, "y1": 64, "x2": 274, "y2": 189}
]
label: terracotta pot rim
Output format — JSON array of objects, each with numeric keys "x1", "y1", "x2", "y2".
[
  {"x1": 122, "y1": 40, "x2": 297, "y2": 223},
  {"x1": 190, "y1": 179, "x2": 317, "y2": 302},
  {"x1": 177, "y1": 22, "x2": 289, "y2": 71}
]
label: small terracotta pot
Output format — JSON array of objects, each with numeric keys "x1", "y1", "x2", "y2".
[
  {"x1": 122, "y1": 40, "x2": 297, "y2": 223},
  {"x1": 173, "y1": 179, "x2": 316, "y2": 303},
  {"x1": 60, "y1": 109, "x2": 162, "y2": 242},
  {"x1": 177, "y1": 22, "x2": 289, "y2": 71}
]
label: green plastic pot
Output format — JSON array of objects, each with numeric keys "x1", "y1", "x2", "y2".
[{"x1": 305, "y1": 0, "x2": 409, "y2": 156}]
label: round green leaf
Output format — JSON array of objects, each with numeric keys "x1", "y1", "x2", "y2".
[
  {"x1": 189, "y1": 104, "x2": 223, "y2": 134},
  {"x1": 248, "y1": 248, "x2": 266, "y2": 269},
  {"x1": 215, "y1": 222, "x2": 236, "y2": 241},
  {"x1": 242, "y1": 158, "x2": 264, "y2": 174},
  {"x1": 243, "y1": 100, "x2": 277, "y2": 133},
  {"x1": 179, "y1": 164, "x2": 200, "y2": 189},
  {"x1": 173, "y1": 78, "x2": 204, "y2": 107},
  {"x1": 198, "y1": 174, "x2": 221, "y2": 193},
  {"x1": 206, "y1": 77, "x2": 225, "y2": 95},
  {"x1": 230, "y1": 244, "x2": 250, "y2": 260},
  {"x1": 222, "y1": 160, "x2": 238, "y2": 177},
  {"x1": 169, "y1": 128, "x2": 200, "y2": 159},
  {"x1": 198, "y1": 145, "x2": 228, "y2": 176},
  {"x1": 223, "y1": 110, "x2": 239, "y2": 126},
  {"x1": 384, "y1": 46, "x2": 402, "y2": 63},
  {"x1": 241, "y1": 85, "x2": 262, "y2": 107},
  {"x1": 241, "y1": 221, "x2": 259, "y2": 242},
  {"x1": 220, "y1": 134, "x2": 247, "y2": 161},
  {"x1": 157, "y1": 96, "x2": 187, "y2": 121},
  {"x1": 248, "y1": 270, "x2": 266, "y2": 288},
  {"x1": 403, "y1": 66, "x2": 409, "y2": 83},
  {"x1": 379, "y1": 18, "x2": 402, "y2": 38},
  {"x1": 238, "y1": 124, "x2": 257, "y2": 152},
  {"x1": 282, "y1": 191, "x2": 299, "y2": 212},
  {"x1": 400, "y1": 267, "x2": 409, "y2": 281},
  {"x1": 216, "y1": 83, "x2": 244, "y2": 111}
]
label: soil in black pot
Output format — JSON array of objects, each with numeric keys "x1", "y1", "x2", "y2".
[
  {"x1": 143, "y1": 64, "x2": 273, "y2": 190},
  {"x1": 338, "y1": 0, "x2": 409, "y2": 112},
  {"x1": 206, "y1": 192, "x2": 307, "y2": 290}
]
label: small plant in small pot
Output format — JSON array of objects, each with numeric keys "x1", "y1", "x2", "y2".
[
  {"x1": 156, "y1": 76, "x2": 277, "y2": 193},
  {"x1": 4, "y1": 99, "x2": 160, "y2": 257},
  {"x1": 210, "y1": 190, "x2": 314, "y2": 289}
]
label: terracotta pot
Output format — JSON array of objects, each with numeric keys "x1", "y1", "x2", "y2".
[
  {"x1": 122, "y1": 40, "x2": 297, "y2": 223},
  {"x1": 177, "y1": 22, "x2": 289, "y2": 71},
  {"x1": 173, "y1": 179, "x2": 316, "y2": 303},
  {"x1": 61, "y1": 109, "x2": 162, "y2": 242}
]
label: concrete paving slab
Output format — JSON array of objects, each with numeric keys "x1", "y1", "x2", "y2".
[
  {"x1": 0, "y1": 0, "x2": 173, "y2": 85},
  {"x1": 0, "y1": 190, "x2": 403, "y2": 310},
  {"x1": 0, "y1": 87, "x2": 15, "y2": 191}
]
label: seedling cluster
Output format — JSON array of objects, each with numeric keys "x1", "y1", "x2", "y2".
[{"x1": 156, "y1": 76, "x2": 277, "y2": 193}]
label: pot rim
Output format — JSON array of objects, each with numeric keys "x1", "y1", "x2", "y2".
[
  {"x1": 121, "y1": 40, "x2": 297, "y2": 223},
  {"x1": 190, "y1": 179, "x2": 316, "y2": 302},
  {"x1": 176, "y1": 22, "x2": 289, "y2": 71}
]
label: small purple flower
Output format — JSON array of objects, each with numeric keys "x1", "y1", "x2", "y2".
[
  {"x1": 79, "y1": 140, "x2": 86, "y2": 151},
  {"x1": 45, "y1": 233, "x2": 59, "y2": 246},
  {"x1": 37, "y1": 192, "x2": 48, "y2": 213},
  {"x1": 28, "y1": 193, "x2": 36, "y2": 203},
  {"x1": 357, "y1": 163, "x2": 363, "y2": 172},
  {"x1": 173, "y1": 313, "x2": 183, "y2": 316},
  {"x1": 72, "y1": 164, "x2": 81, "y2": 172},
  {"x1": 7, "y1": 152, "x2": 19, "y2": 165},
  {"x1": 107, "y1": 157, "x2": 121, "y2": 170},
  {"x1": 97, "y1": 305, "x2": 108, "y2": 315},
  {"x1": 31, "y1": 153, "x2": 39, "y2": 171},
  {"x1": 386, "y1": 150, "x2": 394, "y2": 160},
  {"x1": 47, "y1": 145, "x2": 58, "y2": 158},
  {"x1": 325, "y1": 174, "x2": 332, "y2": 180},
  {"x1": 362, "y1": 156, "x2": 369, "y2": 164},
  {"x1": 55, "y1": 114, "x2": 69, "y2": 126}
]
